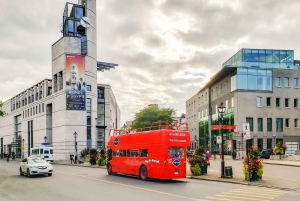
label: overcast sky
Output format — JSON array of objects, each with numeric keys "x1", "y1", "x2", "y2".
[{"x1": 1, "y1": 0, "x2": 300, "y2": 125}]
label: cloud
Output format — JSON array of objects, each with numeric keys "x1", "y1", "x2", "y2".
[{"x1": 2, "y1": 0, "x2": 300, "y2": 125}]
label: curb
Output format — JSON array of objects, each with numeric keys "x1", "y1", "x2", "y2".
[
  {"x1": 190, "y1": 176, "x2": 300, "y2": 192},
  {"x1": 52, "y1": 163, "x2": 106, "y2": 169},
  {"x1": 262, "y1": 162, "x2": 300, "y2": 167}
]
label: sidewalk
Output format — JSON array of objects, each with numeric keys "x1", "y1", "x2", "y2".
[
  {"x1": 52, "y1": 160, "x2": 106, "y2": 169},
  {"x1": 188, "y1": 157, "x2": 300, "y2": 192}
]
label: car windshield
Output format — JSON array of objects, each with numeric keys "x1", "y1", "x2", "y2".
[{"x1": 28, "y1": 158, "x2": 47, "y2": 164}]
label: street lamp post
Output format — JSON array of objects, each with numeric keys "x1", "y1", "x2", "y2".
[
  {"x1": 218, "y1": 102, "x2": 226, "y2": 178},
  {"x1": 73, "y1": 131, "x2": 78, "y2": 164},
  {"x1": 44, "y1": 136, "x2": 47, "y2": 143},
  {"x1": 272, "y1": 134, "x2": 276, "y2": 147},
  {"x1": 22, "y1": 139, "x2": 25, "y2": 159}
]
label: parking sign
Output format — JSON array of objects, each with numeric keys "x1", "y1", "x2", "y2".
[{"x1": 217, "y1": 136, "x2": 222, "y2": 144}]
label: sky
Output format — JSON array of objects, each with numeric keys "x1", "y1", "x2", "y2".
[{"x1": 1, "y1": 0, "x2": 300, "y2": 125}]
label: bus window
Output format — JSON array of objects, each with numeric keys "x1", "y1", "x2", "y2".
[
  {"x1": 40, "y1": 149, "x2": 43, "y2": 154},
  {"x1": 120, "y1": 150, "x2": 126, "y2": 157},
  {"x1": 140, "y1": 149, "x2": 148, "y2": 157},
  {"x1": 168, "y1": 147, "x2": 184, "y2": 158},
  {"x1": 126, "y1": 150, "x2": 130, "y2": 157},
  {"x1": 50, "y1": 149, "x2": 53, "y2": 154},
  {"x1": 131, "y1": 150, "x2": 138, "y2": 157},
  {"x1": 44, "y1": 150, "x2": 49, "y2": 154},
  {"x1": 113, "y1": 150, "x2": 119, "y2": 157}
]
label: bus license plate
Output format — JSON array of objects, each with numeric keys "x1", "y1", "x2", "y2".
[{"x1": 174, "y1": 172, "x2": 178, "y2": 175}]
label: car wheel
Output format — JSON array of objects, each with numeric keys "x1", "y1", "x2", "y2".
[
  {"x1": 107, "y1": 163, "x2": 112, "y2": 175},
  {"x1": 27, "y1": 169, "x2": 31, "y2": 178},
  {"x1": 19, "y1": 167, "x2": 23, "y2": 176},
  {"x1": 48, "y1": 173, "x2": 52, "y2": 176},
  {"x1": 139, "y1": 166, "x2": 148, "y2": 181}
]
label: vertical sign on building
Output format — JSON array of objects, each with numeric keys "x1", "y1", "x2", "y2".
[{"x1": 66, "y1": 54, "x2": 86, "y2": 110}]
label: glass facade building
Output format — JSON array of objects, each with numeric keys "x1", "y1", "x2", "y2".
[{"x1": 223, "y1": 48, "x2": 295, "y2": 69}]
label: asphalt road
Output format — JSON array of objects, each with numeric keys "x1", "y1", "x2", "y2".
[{"x1": 0, "y1": 159, "x2": 299, "y2": 201}]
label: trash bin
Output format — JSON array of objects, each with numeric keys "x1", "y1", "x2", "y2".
[{"x1": 225, "y1": 166, "x2": 233, "y2": 178}]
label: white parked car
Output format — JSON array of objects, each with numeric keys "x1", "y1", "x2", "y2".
[{"x1": 19, "y1": 157, "x2": 53, "y2": 177}]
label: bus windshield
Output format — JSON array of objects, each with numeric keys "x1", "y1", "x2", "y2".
[{"x1": 168, "y1": 147, "x2": 184, "y2": 158}]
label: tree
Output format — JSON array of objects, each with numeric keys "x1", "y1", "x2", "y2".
[
  {"x1": 0, "y1": 100, "x2": 4, "y2": 117},
  {"x1": 131, "y1": 107, "x2": 176, "y2": 129}
]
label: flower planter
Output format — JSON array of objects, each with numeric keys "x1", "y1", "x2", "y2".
[{"x1": 200, "y1": 165, "x2": 207, "y2": 175}]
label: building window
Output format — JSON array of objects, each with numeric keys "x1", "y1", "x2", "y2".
[
  {"x1": 267, "y1": 118, "x2": 272, "y2": 132},
  {"x1": 231, "y1": 97, "x2": 234, "y2": 107},
  {"x1": 39, "y1": 104, "x2": 41, "y2": 113},
  {"x1": 267, "y1": 139, "x2": 272, "y2": 149},
  {"x1": 276, "y1": 98, "x2": 280, "y2": 107},
  {"x1": 285, "y1": 98, "x2": 289, "y2": 108},
  {"x1": 87, "y1": 85, "x2": 91, "y2": 91},
  {"x1": 275, "y1": 77, "x2": 281, "y2": 87},
  {"x1": 257, "y1": 97, "x2": 262, "y2": 107},
  {"x1": 36, "y1": 106, "x2": 38, "y2": 114},
  {"x1": 205, "y1": 92, "x2": 207, "y2": 101},
  {"x1": 33, "y1": 107, "x2": 35, "y2": 115},
  {"x1": 220, "y1": 84, "x2": 223, "y2": 93},
  {"x1": 294, "y1": 78, "x2": 299, "y2": 88},
  {"x1": 87, "y1": 98, "x2": 91, "y2": 125},
  {"x1": 246, "y1": 117, "x2": 253, "y2": 131},
  {"x1": 284, "y1": 77, "x2": 289, "y2": 87},
  {"x1": 42, "y1": 103, "x2": 44, "y2": 112},
  {"x1": 257, "y1": 139, "x2": 263, "y2": 151},
  {"x1": 267, "y1": 97, "x2": 271, "y2": 107},
  {"x1": 294, "y1": 99, "x2": 298, "y2": 108},
  {"x1": 285, "y1": 118, "x2": 290, "y2": 128},
  {"x1": 276, "y1": 118, "x2": 283, "y2": 132},
  {"x1": 257, "y1": 118, "x2": 263, "y2": 132},
  {"x1": 294, "y1": 119, "x2": 299, "y2": 128}
]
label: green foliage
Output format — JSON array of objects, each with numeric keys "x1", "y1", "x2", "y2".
[
  {"x1": 273, "y1": 141, "x2": 287, "y2": 155},
  {"x1": 188, "y1": 155, "x2": 206, "y2": 167},
  {"x1": 195, "y1": 146, "x2": 206, "y2": 156},
  {"x1": 89, "y1": 148, "x2": 99, "y2": 165},
  {"x1": 257, "y1": 167, "x2": 263, "y2": 177},
  {"x1": 0, "y1": 101, "x2": 5, "y2": 117},
  {"x1": 96, "y1": 156, "x2": 107, "y2": 166},
  {"x1": 131, "y1": 107, "x2": 175, "y2": 129},
  {"x1": 80, "y1": 148, "x2": 90, "y2": 157},
  {"x1": 190, "y1": 163, "x2": 201, "y2": 176}
]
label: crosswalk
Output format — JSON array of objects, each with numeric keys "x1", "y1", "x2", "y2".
[{"x1": 201, "y1": 187, "x2": 287, "y2": 201}]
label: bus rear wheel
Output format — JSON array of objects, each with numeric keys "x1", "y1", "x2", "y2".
[
  {"x1": 139, "y1": 166, "x2": 148, "y2": 181},
  {"x1": 107, "y1": 163, "x2": 112, "y2": 175}
]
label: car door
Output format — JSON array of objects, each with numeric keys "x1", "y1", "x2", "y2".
[{"x1": 21, "y1": 158, "x2": 27, "y2": 172}]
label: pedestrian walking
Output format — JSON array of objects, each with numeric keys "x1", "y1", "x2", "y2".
[
  {"x1": 232, "y1": 150, "x2": 234, "y2": 160},
  {"x1": 6, "y1": 153, "x2": 9, "y2": 162},
  {"x1": 206, "y1": 151, "x2": 211, "y2": 166},
  {"x1": 213, "y1": 149, "x2": 216, "y2": 160},
  {"x1": 70, "y1": 154, "x2": 74, "y2": 164}
]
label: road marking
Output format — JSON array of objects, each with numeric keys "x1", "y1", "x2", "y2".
[
  {"x1": 235, "y1": 188, "x2": 286, "y2": 194},
  {"x1": 205, "y1": 187, "x2": 287, "y2": 201},
  {"x1": 56, "y1": 171, "x2": 199, "y2": 200},
  {"x1": 215, "y1": 194, "x2": 267, "y2": 200}
]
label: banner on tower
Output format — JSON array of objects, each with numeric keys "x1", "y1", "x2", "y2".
[{"x1": 66, "y1": 54, "x2": 86, "y2": 110}]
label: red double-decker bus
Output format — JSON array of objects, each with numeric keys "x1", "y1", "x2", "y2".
[{"x1": 106, "y1": 121, "x2": 190, "y2": 180}]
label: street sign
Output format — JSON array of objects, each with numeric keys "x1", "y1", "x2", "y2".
[
  {"x1": 211, "y1": 125, "x2": 222, "y2": 130},
  {"x1": 223, "y1": 125, "x2": 236, "y2": 130},
  {"x1": 41, "y1": 142, "x2": 50, "y2": 146},
  {"x1": 243, "y1": 123, "x2": 251, "y2": 139},
  {"x1": 21, "y1": 147, "x2": 25, "y2": 151},
  {"x1": 11, "y1": 142, "x2": 18, "y2": 147},
  {"x1": 217, "y1": 136, "x2": 222, "y2": 144},
  {"x1": 11, "y1": 142, "x2": 18, "y2": 145}
]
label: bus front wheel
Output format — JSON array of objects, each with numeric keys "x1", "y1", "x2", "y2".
[
  {"x1": 107, "y1": 163, "x2": 113, "y2": 175},
  {"x1": 139, "y1": 166, "x2": 148, "y2": 181}
]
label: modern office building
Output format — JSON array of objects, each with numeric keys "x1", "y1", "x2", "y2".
[
  {"x1": 0, "y1": 0, "x2": 120, "y2": 160},
  {"x1": 187, "y1": 48, "x2": 300, "y2": 155}
]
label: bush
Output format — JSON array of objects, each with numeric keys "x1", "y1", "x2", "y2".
[
  {"x1": 80, "y1": 148, "x2": 90, "y2": 157},
  {"x1": 89, "y1": 148, "x2": 99, "y2": 165},
  {"x1": 190, "y1": 163, "x2": 201, "y2": 176},
  {"x1": 242, "y1": 146, "x2": 263, "y2": 181},
  {"x1": 96, "y1": 156, "x2": 107, "y2": 166},
  {"x1": 273, "y1": 141, "x2": 287, "y2": 155}
]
